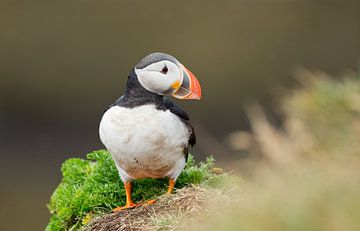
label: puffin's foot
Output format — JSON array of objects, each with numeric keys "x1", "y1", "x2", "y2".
[
  {"x1": 143, "y1": 199, "x2": 157, "y2": 206},
  {"x1": 112, "y1": 202, "x2": 139, "y2": 212},
  {"x1": 113, "y1": 181, "x2": 139, "y2": 212},
  {"x1": 113, "y1": 199, "x2": 156, "y2": 211}
]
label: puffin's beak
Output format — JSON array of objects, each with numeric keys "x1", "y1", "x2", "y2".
[{"x1": 172, "y1": 64, "x2": 202, "y2": 100}]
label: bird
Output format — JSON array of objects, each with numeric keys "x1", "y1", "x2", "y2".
[{"x1": 99, "y1": 52, "x2": 201, "y2": 211}]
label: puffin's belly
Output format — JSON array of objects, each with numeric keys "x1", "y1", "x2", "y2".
[{"x1": 99, "y1": 105, "x2": 189, "y2": 180}]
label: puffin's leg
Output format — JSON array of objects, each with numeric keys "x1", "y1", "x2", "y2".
[
  {"x1": 166, "y1": 178, "x2": 176, "y2": 194},
  {"x1": 113, "y1": 181, "x2": 138, "y2": 212},
  {"x1": 143, "y1": 178, "x2": 175, "y2": 207}
]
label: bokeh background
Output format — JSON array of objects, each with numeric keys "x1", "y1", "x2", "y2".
[{"x1": 0, "y1": 0, "x2": 359, "y2": 230}]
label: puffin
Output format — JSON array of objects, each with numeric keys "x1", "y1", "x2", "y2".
[{"x1": 99, "y1": 52, "x2": 201, "y2": 211}]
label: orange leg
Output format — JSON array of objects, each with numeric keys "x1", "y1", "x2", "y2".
[
  {"x1": 144, "y1": 178, "x2": 175, "y2": 207},
  {"x1": 167, "y1": 178, "x2": 176, "y2": 194},
  {"x1": 113, "y1": 181, "x2": 138, "y2": 212}
]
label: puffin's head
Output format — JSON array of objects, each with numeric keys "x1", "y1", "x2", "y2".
[{"x1": 134, "y1": 52, "x2": 201, "y2": 100}]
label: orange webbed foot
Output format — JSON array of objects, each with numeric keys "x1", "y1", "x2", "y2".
[
  {"x1": 113, "y1": 181, "x2": 139, "y2": 212},
  {"x1": 143, "y1": 199, "x2": 157, "y2": 206},
  {"x1": 113, "y1": 199, "x2": 156, "y2": 211},
  {"x1": 112, "y1": 202, "x2": 139, "y2": 212}
]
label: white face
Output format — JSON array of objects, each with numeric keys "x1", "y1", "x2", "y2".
[{"x1": 134, "y1": 60, "x2": 183, "y2": 95}]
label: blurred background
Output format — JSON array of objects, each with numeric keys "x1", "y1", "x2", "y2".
[{"x1": 0, "y1": 0, "x2": 359, "y2": 230}]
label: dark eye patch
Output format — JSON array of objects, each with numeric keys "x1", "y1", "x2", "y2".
[{"x1": 161, "y1": 65, "x2": 168, "y2": 74}]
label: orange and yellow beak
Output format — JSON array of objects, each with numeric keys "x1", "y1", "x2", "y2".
[{"x1": 172, "y1": 64, "x2": 202, "y2": 100}]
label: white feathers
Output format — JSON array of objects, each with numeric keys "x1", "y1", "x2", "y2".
[
  {"x1": 99, "y1": 104, "x2": 189, "y2": 182},
  {"x1": 134, "y1": 60, "x2": 183, "y2": 94}
]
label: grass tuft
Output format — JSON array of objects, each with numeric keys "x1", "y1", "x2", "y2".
[{"x1": 46, "y1": 150, "x2": 220, "y2": 231}]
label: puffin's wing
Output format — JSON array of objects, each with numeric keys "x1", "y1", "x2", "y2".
[
  {"x1": 104, "y1": 95, "x2": 124, "y2": 112},
  {"x1": 163, "y1": 98, "x2": 196, "y2": 148},
  {"x1": 163, "y1": 97, "x2": 189, "y2": 120}
]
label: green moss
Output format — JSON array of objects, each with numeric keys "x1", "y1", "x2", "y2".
[{"x1": 46, "y1": 150, "x2": 219, "y2": 231}]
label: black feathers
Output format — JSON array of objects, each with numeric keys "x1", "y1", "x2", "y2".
[
  {"x1": 163, "y1": 98, "x2": 190, "y2": 121},
  {"x1": 104, "y1": 69, "x2": 166, "y2": 112}
]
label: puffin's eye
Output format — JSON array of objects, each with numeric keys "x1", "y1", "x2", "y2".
[{"x1": 160, "y1": 65, "x2": 168, "y2": 74}]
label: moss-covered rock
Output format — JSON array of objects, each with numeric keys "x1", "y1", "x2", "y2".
[{"x1": 46, "y1": 150, "x2": 219, "y2": 231}]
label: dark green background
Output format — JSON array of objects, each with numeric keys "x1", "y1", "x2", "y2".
[{"x1": 0, "y1": 0, "x2": 359, "y2": 230}]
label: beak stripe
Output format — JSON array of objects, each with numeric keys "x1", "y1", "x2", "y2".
[{"x1": 172, "y1": 64, "x2": 201, "y2": 100}]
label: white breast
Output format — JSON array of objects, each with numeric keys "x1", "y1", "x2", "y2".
[{"x1": 99, "y1": 104, "x2": 190, "y2": 181}]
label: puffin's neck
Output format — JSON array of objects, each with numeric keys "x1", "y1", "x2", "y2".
[{"x1": 122, "y1": 69, "x2": 165, "y2": 109}]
